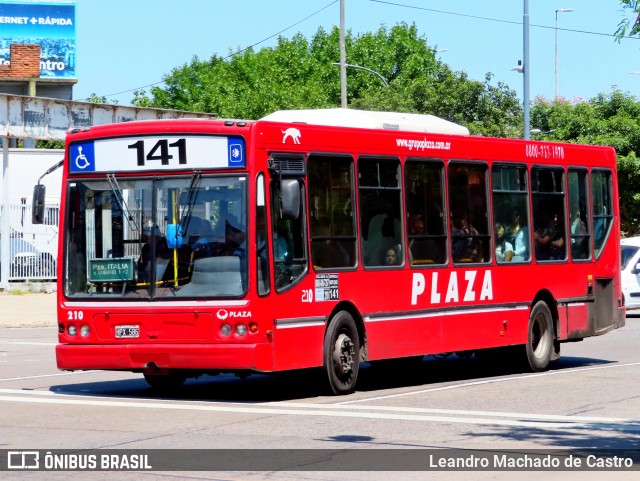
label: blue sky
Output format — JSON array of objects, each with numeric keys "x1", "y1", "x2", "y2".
[{"x1": 73, "y1": 0, "x2": 640, "y2": 109}]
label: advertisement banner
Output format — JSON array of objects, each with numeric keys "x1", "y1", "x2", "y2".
[{"x1": 0, "y1": 0, "x2": 76, "y2": 79}]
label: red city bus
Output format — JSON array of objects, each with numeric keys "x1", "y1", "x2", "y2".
[{"x1": 33, "y1": 108, "x2": 626, "y2": 394}]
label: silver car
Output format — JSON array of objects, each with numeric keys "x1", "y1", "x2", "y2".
[{"x1": 621, "y1": 236, "x2": 640, "y2": 310}]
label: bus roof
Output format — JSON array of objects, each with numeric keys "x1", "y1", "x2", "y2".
[{"x1": 260, "y1": 108, "x2": 470, "y2": 136}]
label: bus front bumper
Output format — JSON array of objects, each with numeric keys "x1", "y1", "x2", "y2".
[{"x1": 56, "y1": 342, "x2": 274, "y2": 372}]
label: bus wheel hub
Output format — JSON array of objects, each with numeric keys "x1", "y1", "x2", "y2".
[{"x1": 333, "y1": 333, "x2": 354, "y2": 374}]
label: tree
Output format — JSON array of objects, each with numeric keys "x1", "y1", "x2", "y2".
[
  {"x1": 615, "y1": 0, "x2": 640, "y2": 40},
  {"x1": 531, "y1": 90, "x2": 640, "y2": 235},
  {"x1": 147, "y1": 23, "x2": 522, "y2": 137},
  {"x1": 83, "y1": 93, "x2": 117, "y2": 105}
]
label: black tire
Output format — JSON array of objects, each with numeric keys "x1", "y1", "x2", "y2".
[
  {"x1": 143, "y1": 372, "x2": 187, "y2": 391},
  {"x1": 525, "y1": 301, "x2": 554, "y2": 371},
  {"x1": 323, "y1": 311, "x2": 360, "y2": 395}
]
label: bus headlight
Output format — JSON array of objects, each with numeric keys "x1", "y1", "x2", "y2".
[
  {"x1": 80, "y1": 325, "x2": 91, "y2": 337},
  {"x1": 220, "y1": 324, "x2": 232, "y2": 337},
  {"x1": 235, "y1": 324, "x2": 247, "y2": 336},
  {"x1": 67, "y1": 324, "x2": 77, "y2": 336}
]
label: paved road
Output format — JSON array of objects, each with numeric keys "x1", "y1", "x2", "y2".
[{"x1": 0, "y1": 314, "x2": 639, "y2": 480}]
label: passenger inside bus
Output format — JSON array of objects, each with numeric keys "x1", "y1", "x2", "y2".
[
  {"x1": 508, "y1": 209, "x2": 529, "y2": 262},
  {"x1": 451, "y1": 214, "x2": 482, "y2": 263},
  {"x1": 384, "y1": 246, "x2": 401, "y2": 266},
  {"x1": 408, "y1": 214, "x2": 436, "y2": 264},
  {"x1": 364, "y1": 209, "x2": 401, "y2": 266},
  {"x1": 570, "y1": 208, "x2": 588, "y2": 259},
  {"x1": 494, "y1": 223, "x2": 514, "y2": 263},
  {"x1": 534, "y1": 212, "x2": 565, "y2": 261}
]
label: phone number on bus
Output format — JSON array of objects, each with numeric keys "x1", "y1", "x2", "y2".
[{"x1": 525, "y1": 143, "x2": 565, "y2": 160}]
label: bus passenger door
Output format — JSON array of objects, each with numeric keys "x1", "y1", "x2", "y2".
[{"x1": 269, "y1": 156, "x2": 308, "y2": 292}]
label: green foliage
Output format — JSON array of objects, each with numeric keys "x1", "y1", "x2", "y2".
[
  {"x1": 36, "y1": 140, "x2": 64, "y2": 149},
  {"x1": 531, "y1": 90, "x2": 640, "y2": 235},
  {"x1": 147, "y1": 23, "x2": 522, "y2": 136},
  {"x1": 131, "y1": 90, "x2": 153, "y2": 108},
  {"x1": 615, "y1": 0, "x2": 640, "y2": 41},
  {"x1": 84, "y1": 93, "x2": 107, "y2": 103}
]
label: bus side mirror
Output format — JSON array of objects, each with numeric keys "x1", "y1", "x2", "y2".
[
  {"x1": 32, "y1": 184, "x2": 46, "y2": 224},
  {"x1": 280, "y1": 179, "x2": 300, "y2": 220}
]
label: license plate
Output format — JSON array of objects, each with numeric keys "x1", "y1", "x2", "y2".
[{"x1": 115, "y1": 325, "x2": 140, "y2": 338}]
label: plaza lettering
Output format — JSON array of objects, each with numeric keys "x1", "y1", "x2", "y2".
[{"x1": 411, "y1": 270, "x2": 493, "y2": 305}]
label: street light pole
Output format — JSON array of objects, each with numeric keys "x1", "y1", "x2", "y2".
[
  {"x1": 331, "y1": 63, "x2": 389, "y2": 87},
  {"x1": 523, "y1": 0, "x2": 530, "y2": 139},
  {"x1": 339, "y1": 0, "x2": 347, "y2": 108},
  {"x1": 555, "y1": 8, "x2": 574, "y2": 100}
]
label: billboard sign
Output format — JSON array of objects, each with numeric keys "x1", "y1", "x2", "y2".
[{"x1": 0, "y1": 0, "x2": 76, "y2": 79}]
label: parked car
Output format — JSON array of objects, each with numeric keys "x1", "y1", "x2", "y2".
[
  {"x1": 0, "y1": 236, "x2": 56, "y2": 279},
  {"x1": 621, "y1": 236, "x2": 640, "y2": 310}
]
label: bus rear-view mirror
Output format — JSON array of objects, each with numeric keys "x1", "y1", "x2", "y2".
[
  {"x1": 32, "y1": 184, "x2": 46, "y2": 224},
  {"x1": 280, "y1": 179, "x2": 300, "y2": 220}
]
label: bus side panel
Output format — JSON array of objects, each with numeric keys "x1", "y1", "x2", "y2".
[
  {"x1": 272, "y1": 324, "x2": 325, "y2": 371},
  {"x1": 560, "y1": 303, "x2": 590, "y2": 340},
  {"x1": 365, "y1": 308, "x2": 530, "y2": 360}
]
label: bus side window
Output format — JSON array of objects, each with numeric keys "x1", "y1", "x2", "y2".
[
  {"x1": 532, "y1": 167, "x2": 566, "y2": 262},
  {"x1": 448, "y1": 162, "x2": 490, "y2": 264},
  {"x1": 568, "y1": 168, "x2": 590, "y2": 261},
  {"x1": 591, "y1": 169, "x2": 614, "y2": 258},
  {"x1": 405, "y1": 159, "x2": 446, "y2": 265},
  {"x1": 269, "y1": 173, "x2": 307, "y2": 292},
  {"x1": 491, "y1": 164, "x2": 530, "y2": 263},
  {"x1": 308, "y1": 154, "x2": 356, "y2": 269},
  {"x1": 256, "y1": 173, "x2": 270, "y2": 295},
  {"x1": 358, "y1": 157, "x2": 402, "y2": 267}
]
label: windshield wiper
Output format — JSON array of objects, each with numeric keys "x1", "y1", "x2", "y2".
[
  {"x1": 106, "y1": 173, "x2": 139, "y2": 233},
  {"x1": 179, "y1": 171, "x2": 202, "y2": 233}
]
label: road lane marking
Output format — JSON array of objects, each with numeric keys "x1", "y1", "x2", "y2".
[
  {"x1": 0, "y1": 340, "x2": 57, "y2": 346},
  {"x1": 0, "y1": 371, "x2": 98, "y2": 382},
  {"x1": 0, "y1": 387, "x2": 635, "y2": 425},
  {"x1": 0, "y1": 388, "x2": 638, "y2": 432}
]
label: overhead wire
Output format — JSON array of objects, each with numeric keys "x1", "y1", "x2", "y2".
[
  {"x1": 77, "y1": 0, "x2": 338, "y2": 102},
  {"x1": 81, "y1": 0, "x2": 639, "y2": 102},
  {"x1": 370, "y1": 0, "x2": 640, "y2": 40}
]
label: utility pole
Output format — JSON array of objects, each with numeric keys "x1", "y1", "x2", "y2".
[
  {"x1": 340, "y1": 0, "x2": 347, "y2": 108},
  {"x1": 523, "y1": 0, "x2": 530, "y2": 139}
]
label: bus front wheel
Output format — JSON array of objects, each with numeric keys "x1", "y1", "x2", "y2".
[
  {"x1": 525, "y1": 301, "x2": 554, "y2": 371},
  {"x1": 323, "y1": 311, "x2": 360, "y2": 395}
]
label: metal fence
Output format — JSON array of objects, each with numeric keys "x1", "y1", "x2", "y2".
[{"x1": 1, "y1": 203, "x2": 59, "y2": 281}]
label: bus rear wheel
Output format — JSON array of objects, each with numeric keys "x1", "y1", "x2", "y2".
[
  {"x1": 525, "y1": 301, "x2": 554, "y2": 371},
  {"x1": 323, "y1": 311, "x2": 360, "y2": 395}
]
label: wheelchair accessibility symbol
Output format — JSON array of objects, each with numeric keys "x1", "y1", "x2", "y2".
[
  {"x1": 70, "y1": 142, "x2": 95, "y2": 172},
  {"x1": 75, "y1": 146, "x2": 90, "y2": 169}
]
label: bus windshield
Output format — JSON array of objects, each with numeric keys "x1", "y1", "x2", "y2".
[{"x1": 64, "y1": 174, "x2": 247, "y2": 299}]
